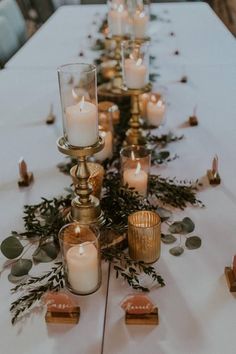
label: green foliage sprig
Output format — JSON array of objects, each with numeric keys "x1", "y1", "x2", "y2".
[
  {"x1": 10, "y1": 262, "x2": 64, "y2": 324},
  {"x1": 102, "y1": 248, "x2": 165, "y2": 291}
]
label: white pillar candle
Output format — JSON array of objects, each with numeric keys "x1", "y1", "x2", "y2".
[
  {"x1": 65, "y1": 96, "x2": 98, "y2": 147},
  {"x1": 95, "y1": 130, "x2": 113, "y2": 161},
  {"x1": 124, "y1": 58, "x2": 147, "y2": 89},
  {"x1": 108, "y1": 5, "x2": 128, "y2": 36},
  {"x1": 123, "y1": 162, "x2": 148, "y2": 196},
  {"x1": 147, "y1": 96, "x2": 166, "y2": 126},
  {"x1": 133, "y1": 11, "x2": 148, "y2": 39},
  {"x1": 66, "y1": 241, "x2": 99, "y2": 293}
]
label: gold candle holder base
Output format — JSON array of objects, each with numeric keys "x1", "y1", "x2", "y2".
[
  {"x1": 123, "y1": 83, "x2": 152, "y2": 146},
  {"x1": 57, "y1": 136, "x2": 105, "y2": 226}
]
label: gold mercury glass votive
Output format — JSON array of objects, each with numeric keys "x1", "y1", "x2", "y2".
[
  {"x1": 70, "y1": 162, "x2": 105, "y2": 199},
  {"x1": 128, "y1": 211, "x2": 161, "y2": 263}
]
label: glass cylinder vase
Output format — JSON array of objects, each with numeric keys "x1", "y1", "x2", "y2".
[
  {"x1": 120, "y1": 145, "x2": 151, "y2": 197},
  {"x1": 57, "y1": 63, "x2": 99, "y2": 148},
  {"x1": 121, "y1": 40, "x2": 150, "y2": 90},
  {"x1": 59, "y1": 222, "x2": 101, "y2": 295},
  {"x1": 128, "y1": 210, "x2": 161, "y2": 263}
]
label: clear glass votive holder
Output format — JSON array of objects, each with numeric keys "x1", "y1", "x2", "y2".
[
  {"x1": 121, "y1": 40, "x2": 150, "y2": 90},
  {"x1": 107, "y1": 0, "x2": 129, "y2": 37},
  {"x1": 59, "y1": 223, "x2": 102, "y2": 295},
  {"x1": 146, "y1": 94, "x2": 166, "y2": 127},
  {"x1": 128, "y1": 211, "x2": 161, "y2": 263},
  {"x1": 128, "y1": 0, "x2": 150, "y2": 39},
  {"x1": 98, "y1": 101, "x2": 120, "y2": 126},
  {"x1": 120, "y1": 145, "x2": 151, "y2": 197},
  {"x1": 57, "y1": 63, "x2": 99, "y2": 148}
]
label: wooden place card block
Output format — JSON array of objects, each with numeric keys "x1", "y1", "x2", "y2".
[
  {"x1": 45, "y1": 306, "x2": 80, "y2": 324},
  {"x1": 125, "y1": 307, "x2": 159, "y2": 325},
  {"x1": 224, "y1": 267, "x2": 236, "y2": 292}
]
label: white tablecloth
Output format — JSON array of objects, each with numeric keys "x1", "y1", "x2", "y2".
[{"x1": 1, "y1": 2, "x2": 236, "y2": 354}]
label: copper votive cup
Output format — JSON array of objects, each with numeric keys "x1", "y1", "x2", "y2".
[
  {"x1": 70, "y1": 162, "x2": 105, "y2": 199},
  {"x1": 98, "y1": 101, "x2": 120, "y2": 124},
  {"x1": 128, "y1": 211, "x2": 161, "y2": 263}
]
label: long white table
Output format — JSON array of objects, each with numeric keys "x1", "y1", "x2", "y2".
[{"x1": 1, "y1": 3, "x2": 236, "y2": 354}]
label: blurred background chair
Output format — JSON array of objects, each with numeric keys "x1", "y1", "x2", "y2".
[
  {"x1": 0, "y1": 15, "x2": 19, "y2": 67},
  {"x1": 0, "y1": 0, "x2": 27, "y2": 44}
]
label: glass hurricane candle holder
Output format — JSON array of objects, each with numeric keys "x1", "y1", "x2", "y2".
[
  {"x1": 121, "y1": 40, "x2": 149, "y2": 90},
  {"x1": 58, "y1": 63, "x2": 99, "y2": 148},
  {"x1": 128, "y1": 0, "x2": 150, "y2": 39},
  {"x1": 120, "y1": 145, "x2": 151, "y2": 197},
  {"x1": 107, "y1": 0, "x2": 129, "y2": 37},
  {"x1": 70, "y1": 162, "x2": 105, "y2": 199},
  {"x1": 59, "y1": 222, "x2": 102, "y2": 295},
  {"x1": 128, "y1": 211, "x2": 161, "y2": 263},
  {"x1": 98, "y1": 101, "x2": 120, "y2": 125}
]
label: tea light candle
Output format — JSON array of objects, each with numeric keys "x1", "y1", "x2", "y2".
[
  {"x1": 108, "y1": 5, "x2": 128, "y2": 36},
  {"x1": 133, "y1": 10, "x2": 148, "y2": 39},
  {"x1": 124, "y1": 58, "x2": 147, "y2": 89},
  {"x1": 147, "y1": 95, "x2": 165, "y2": 126},
  {"x1": 66, "y1": 241, "x2": 99, "y2": 293},
  {"x1": 94, "y1": 130, "x2": 113, "y2": 161},
  {"x1": 65, "y1": 96, "x2": 98, "y2": 147},
  {"x1": 123, "y1": 162, "x2": 148, "y2": 196}
]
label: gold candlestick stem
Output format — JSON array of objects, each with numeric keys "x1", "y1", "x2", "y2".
[
  {"x1": 125, "y1": 84, "x2": 152, "y2": 145},
  {"x1": 57, "y1": 136, "x2": 105, "y2": 225}
]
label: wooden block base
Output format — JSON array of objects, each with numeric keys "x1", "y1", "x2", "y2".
[
  {"x1": 207, "y1": 170, "x2": 221, "y2": 185},
  {"x1": 45, "y1": 306, "x2": 80, "y2": 324},
  {"x1": 18, "y1": 172, "x2": 34, "y2": 187},
  {"x1": 189, "y1": 115, "x2": 198, "y2": 126},
  {"x1": 125, "y1": 308, "x2": 159, "y2": 325},
  {"x1": 225, "y1": 267, "x2": 236, "y2": 292}
]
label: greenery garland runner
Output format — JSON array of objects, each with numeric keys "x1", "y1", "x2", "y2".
[{"x1": 0, "y1": 14, "x2": 204, "y2": 325}]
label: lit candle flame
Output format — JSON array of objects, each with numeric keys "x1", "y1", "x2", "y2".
[
  {"x1": 150, "y1": 94, "x2": 157, "y2": 103},
  {"x1": 75, "y1": 225, "x2": 81, "y2": 234},
  {"x1": 79, "y1": 96, "x2": 85, "y2": 112},
  {"x1": 79, "y1": 244, "x2": 84, "y2": 256},
  {"x1": 131, "y1": 151, "x2": 135, "y2": 160},
  {"x1": 136, "y1": 58, "x2": 142, "y2": 66},
  {"x1": 212, "y1": 155, "x2": 218, "y2": 176},
  {"x1": 135, "y1": 162, "x2": 141, "y2": 176}
]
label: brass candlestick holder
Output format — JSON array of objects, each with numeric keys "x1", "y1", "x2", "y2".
[
  {"x1": 124, "y1": 83, "x2": 151, "y2": 145},
  {"x1": 57, "y1": 136, "x2": 105, "y2": 225}
]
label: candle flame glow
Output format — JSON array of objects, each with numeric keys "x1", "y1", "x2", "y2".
[
  {"x1": 136, "y1": 58, "x2": 142, "y2": 66},
  {"x1": 150, "y1": 95, "x2": 157, "y2": 103},
  {"x1": 79, "y1": 244, "x2": 84, "y2": 256},
  {"x1": 135, "y1": 162, "x2": 141, "y2": 176},
  {"x1": 79, "y1": 96, "x2": 85, "y2": 112},
  {"x1": 131, "y1": 151, "x2": 135, "y2": 160},
  {"x1": 72, "y1": 88, "x2": 78, "y2": 100},
  {"x1": 75, "y1": 225, "x2": 81, "y2": 234}
]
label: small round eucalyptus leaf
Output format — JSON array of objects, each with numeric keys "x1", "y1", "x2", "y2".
[
  {"x1": 169, "y1": 246, "x2": 184, "y2": 256},
  {"x1": 158, "y1": 151, "x2": 170, "y2": 159},
  {"x1": 161, "y1": 234, "x2": 177, "y2": 244},
  {"x1": 11, "y1": 259, "x2": 32, "y2": 277},
  {"x1": 8, "y1": 273, "x2": 28, "y2": 284},
  {"x1": 168, "y1": 221, "x2": 183, "y2": 234},
  {"x1": 156, "y1": 207, "x2": 173, "y2": 221},
  {"x1": 0, "y1": 236, "x2": 24, "y2": 259},
  {"x1": 181, "y1": 217, "x2": 195, "y2": 234},
  {"x1": 185, "y1": 236, "x2": 202, "y2": 250},
  {"x1": 33, "y1": 242, "x2": 59, "y2": 263}
]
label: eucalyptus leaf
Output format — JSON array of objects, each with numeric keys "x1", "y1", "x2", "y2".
[
  {"x1": 156, "y1": 207, "x2": 172, "y2": 221},
  {"x1": 11, "y1": 259, "x2": 32, "y2": 276},
  {"x1": 181, "y1": 217, "x2": 195, "y2": 233},
  {"x1": 33, "y1": 242, "x2": 59, "y2": 263},
  {"x1": 8, "y1": 273, "x2": 28, "y2": 284},
  {"x1": 161, "y1": 234, "x2": 177, "y2": 244},
  {"x1": 185, "y1": 236, "x2": 201, "y2": 250},
  {"x1": 169, "y1": 246, "x2": 184, "y2": 256},
  {"x1": 0, "y1": 236, "x2": 24, "y2": 259},
  {"x1": 168, "y1": 221, "x2": 183, "y2": 234},
  {"x1": 158, "y1": 151, "x2": 170, "y2": 159}
]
